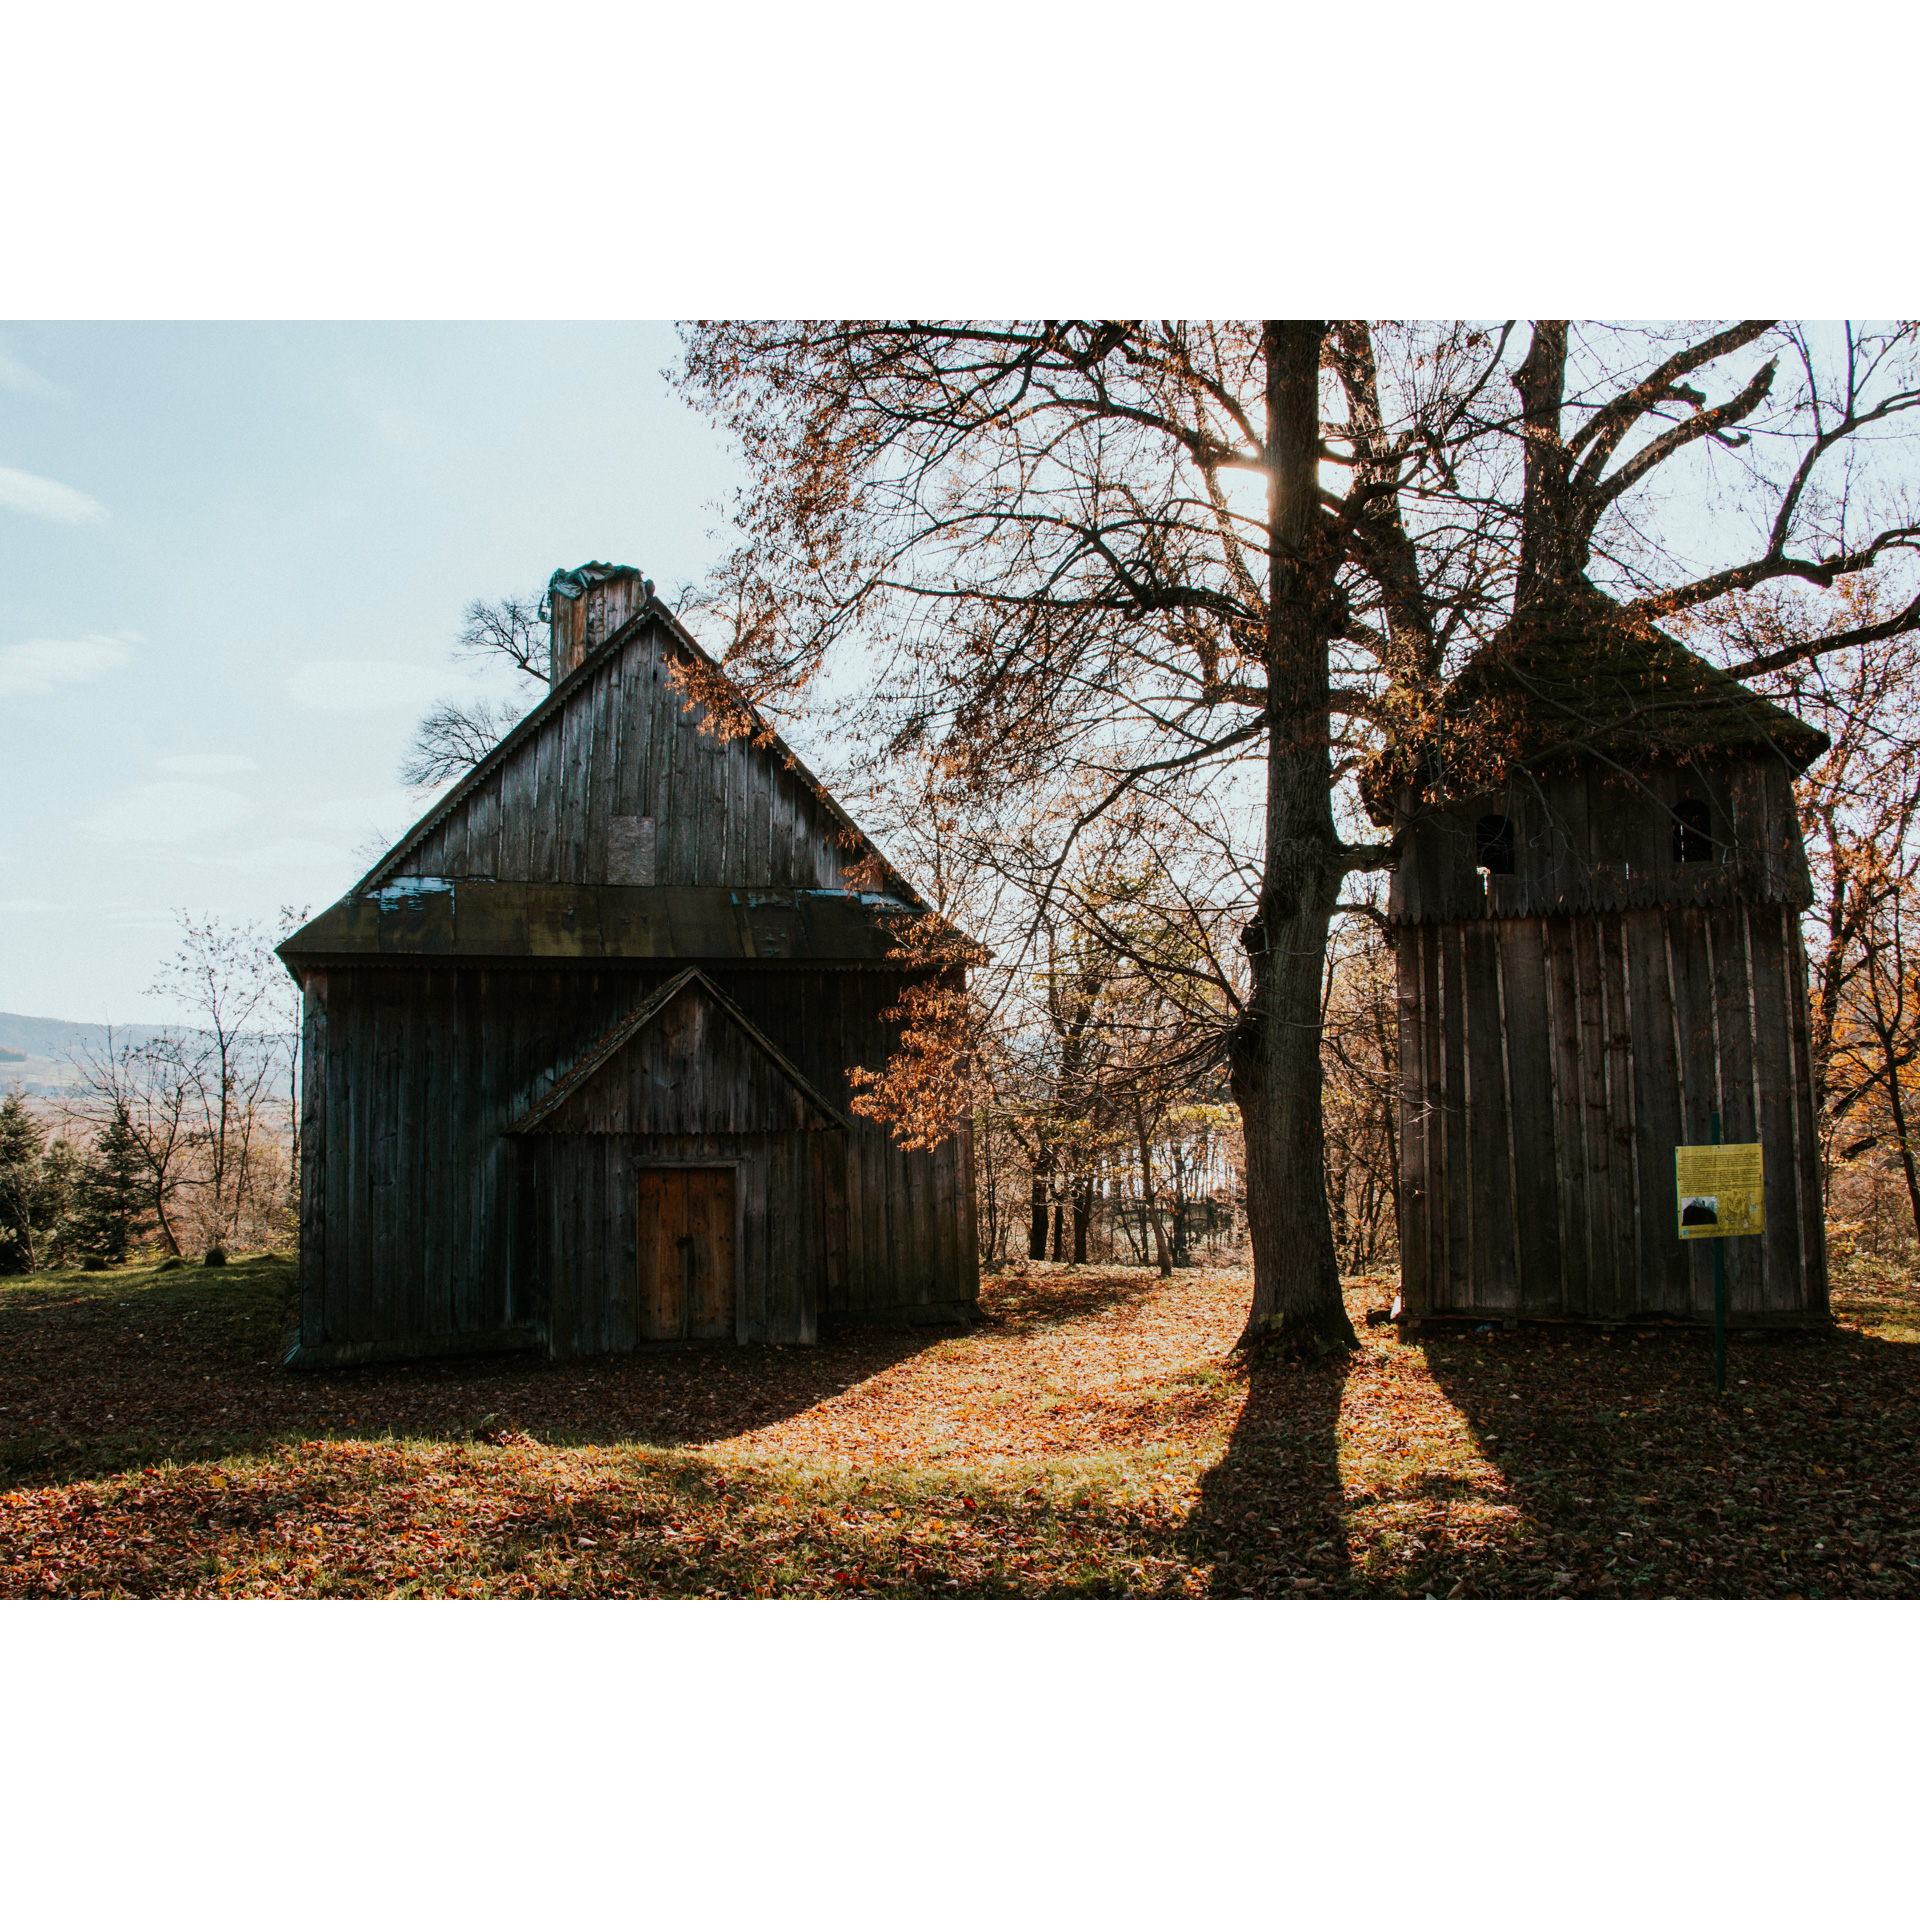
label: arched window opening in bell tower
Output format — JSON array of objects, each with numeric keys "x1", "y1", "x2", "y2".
[
  {"x1": 1476, "y1": 814, "x2": 1515, "y2": 876},
  {"x1": 1674, "y1": 796, "x2": 1714, "y2": 864}
]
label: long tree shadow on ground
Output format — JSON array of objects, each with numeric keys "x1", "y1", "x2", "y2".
[
  {"x1": 1416, "y1": 1319, "x2": 1920, "y2": 1598},
  {"x1": 16, "y1": 1255, "x2": 1920, "y2": 1597},
  {"x1": 1174, "y1": 1348, "x2": 1354, "y2": 1597},
  {"x1": 0, "y1": 1259, "x2": 956, "y2": 1490}
]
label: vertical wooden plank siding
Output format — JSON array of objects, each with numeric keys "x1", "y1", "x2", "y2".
[
  {"x1": 1396, "y1": 927, "x2": 1422, "y2": 1310},
  {"x1": 299, "y1": 975, "x2": 328, "y2": 1348},
  {"x1": 1422, "y1": 926, "x2": 1447, "y2": 1313},
  {"x1": 636, "y1": 1161, "x2": 673, "y2": 1340},
  {"x1": 506, "y1": 736, "x2": 533, "y2": 878},
  {"x1": 1446, "y1": 925, "x2": 1474, "y2": 1307},
  {"x1": 774, "y1": 762, "x2": 796, "y2": 888},
  {"x1": 1380, "y1": 899, "x2": 1822, "y2": 1327},
  {"x1": 371, "y1": 971, "x2": 400, "y2": 1343},
  {"x1": 1613, "y1": 920, "x2": 1645, "y2": 1298},
  {"x1": 1498, "y1": 919, "x2": 1558, "y2": 1316},
  {"x1": 1625, "y1": 913, "x2": 1688, "y2": 1315},
  {"x1": 460, "y1": 971, "x2": 486, "y2": 1334},
  {"x1": 529, "y1": 706, "x2": 555, "y2": 881},
  {"x1": 1397, "y1": 925, "x2": 1429, "y2": 1316},
  {"x1": 288, "y1": 608, "x2": 986, "y2": 1360},
  {"x1": 1567, "y1": 921, "x2": 1607, "y2": 1314},
  {"x1": 1594, "y1": 920, "x2": 1637, "y2": 1316},
  {"x1": 437, "y1": 967, "x2": 461, "y2": 1332},
  {"x1": 443, "y1": 803, "x2": 468, "y2": 881},
  {"x1": 416, "y1": 971, "x2": 440, "y2": 1336},
  {"x1": 394, "y1": 975, "x2": 423, "y2": 1341},
  {"x1": 1492, "y1": 930, "x2": 1527, "y2": 1306},
  {"x1": 1372, "y1": 715, "x2": 1825, "y2": 1329},
  {"x1": 356, "y1": 609, "x2": 933, "y2": 897},
  {"x1": 1669, "y1": 911, "x2": 1716, "y2": 1313},
  {"x1": 323, "y1": 969, "x2": 354, "y2": 1346},
  {"x1": 1738, "y1": 907, "x2": 1770, "y2": 1309},
  {"x1": 1397, "y1": 927, "x2": 1426, "y2": 1311},
  {"x1": 742, "y1": 1135, "x2": 769, "y2": 1338},
  {"x1": 560, "y1": 678, "x2": 587, "y2": 883},
  {"x1": 750, "y1": 746, "x2": 772, "y2": 887},
  {"x1": 724, "y1": 722, "x2": 747, "y2": 887},
  {"x1": 346, "y1": 973, "x2": 375, "y2": 1344},
  {"x1": 1456, "y1": 925, "x2": 1490, "y2": 1306},
  {"x1": 1541, "y1": 919, "x2": 1589, "y2": 1313},
  {"x1": 1707, "y1": 909, "x2": 1765, "y2": 1312},
  {"x1": 468, "y1": 776, "x2": 497, "y2": 877},
  {"x1": 821, "y1": 1131, "x2": 850, "y2": 1314}
]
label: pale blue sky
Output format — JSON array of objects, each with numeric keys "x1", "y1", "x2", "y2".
[
  {"x1": 7, "y1": 321, "x2": 1915, "y2": 1028},
  {"x1": 0, "y1": 323, "x2": 742, "y2": 1023}
]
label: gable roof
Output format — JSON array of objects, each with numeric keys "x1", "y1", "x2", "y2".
[
  {"x1": 508, "y1": 966, "x2": 848, "y2": 1134},
  {"x1": 351, "y1": 594, "x2": 926, "y2": 909},
  {"x1": 1362, "y1": 582, "x2": 1830, "y2": 823}
]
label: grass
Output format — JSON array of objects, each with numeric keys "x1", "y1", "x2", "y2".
[{"x1": 3, "y1": 1249, "x2": 1918, "y2": 1598}]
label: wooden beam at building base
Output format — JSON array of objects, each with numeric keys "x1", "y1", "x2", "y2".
[
  {"x1": 1405, "y1": 1311, "x2": 1835, "y2": 1334},
  {"x1": 821, "y1": 1302, "x2": 980, "y2": 1330},
  {"x1": 282, "y1": 1327, "x2": 544, "y2": 1370}
]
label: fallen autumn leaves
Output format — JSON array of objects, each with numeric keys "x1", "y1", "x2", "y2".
[{"x1": 3, "y1": 1252, "x2": 1917, "y2": 1598}]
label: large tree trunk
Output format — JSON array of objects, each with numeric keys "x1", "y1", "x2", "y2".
[
  {"x1": 1231, "y1": 321, "x2": 1358, "y2": 1353},
  {"x1": 1028, "y1": 1150, "x2": 1053, "y2": 1260},
  {"x1": 1512, "y1": 321, "x2": 1578, "y2": 603}
]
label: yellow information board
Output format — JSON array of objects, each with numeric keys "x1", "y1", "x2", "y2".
[{"x1": 1674, "y1": 1143, "x2": 1765, "y2": 1239}]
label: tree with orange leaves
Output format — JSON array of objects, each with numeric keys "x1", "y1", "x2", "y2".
[{"x1": 677, "y1": 322, "x2": 1920, "y2": 1351}]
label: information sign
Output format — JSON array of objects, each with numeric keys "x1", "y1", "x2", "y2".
[{"x1": 1674, "y1": 1143, "x2": 1765, "y2": 1240}]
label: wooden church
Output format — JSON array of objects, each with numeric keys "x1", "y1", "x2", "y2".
[
  {"x1": 1370, "y1": 584, "x2": 1831, "y2": 1329},
  {"x1": 278, "y1": 561, "x2": 978, "y2": 1367}
]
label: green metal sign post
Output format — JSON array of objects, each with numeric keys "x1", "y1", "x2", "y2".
[
  {"x1": 1710, "y1": 1112, "x2": 1726, "y2": 1394},
  {"x1": 1675, "y1": 1112, "x2": 1763, "y2": 1396}
]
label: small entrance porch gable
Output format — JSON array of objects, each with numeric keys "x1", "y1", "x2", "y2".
[{"x1": 508, "y1": 967, "x2": 848, "y2": 1141}]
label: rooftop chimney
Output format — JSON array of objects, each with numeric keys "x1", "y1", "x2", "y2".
[{"x1": 546, "y1": 562, "x2": 654, "y2": 684}]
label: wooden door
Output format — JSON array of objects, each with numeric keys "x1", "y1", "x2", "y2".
[{"x1": 636, "y1": 1167, "x2": 737, "y2": 1340}]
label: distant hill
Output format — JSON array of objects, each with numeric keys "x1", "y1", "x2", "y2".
[
  {"x1": 0, "y1": 1012, "x2": 176, "y2": 1098},
  {"x1": 0, "y1": 1012, "x2": 290, "y2": 1099},
  {"x1": 0, "y1": 1012, "x2": 175, "y2": 1059}
]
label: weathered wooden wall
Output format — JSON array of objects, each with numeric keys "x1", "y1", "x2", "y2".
[
  {"x1": 722, "y1": 965, "x2": 976, "y2": 1325},
  {"x1": 1395, "y1": 903, "x2": 1827, "y2": 1325},
  {"x1": 524, "y1": 1130, "x2": 838, "y2": 1352},
  {"x1": 376, "y1": 622, "x2": 866, "y2": 894},
  {"x1": 1390, "y1": 760, "x2": 1811, "y2": 926},
  {"x1": 523, "y1": 983, "x2": 838, "y2": 1138},
  {"x1": 295, "y1": 962, "x2": 976, "y2": 1363},
  {"x1": 287, "y1": 588, "x2": 976, "y2": 1366}
]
